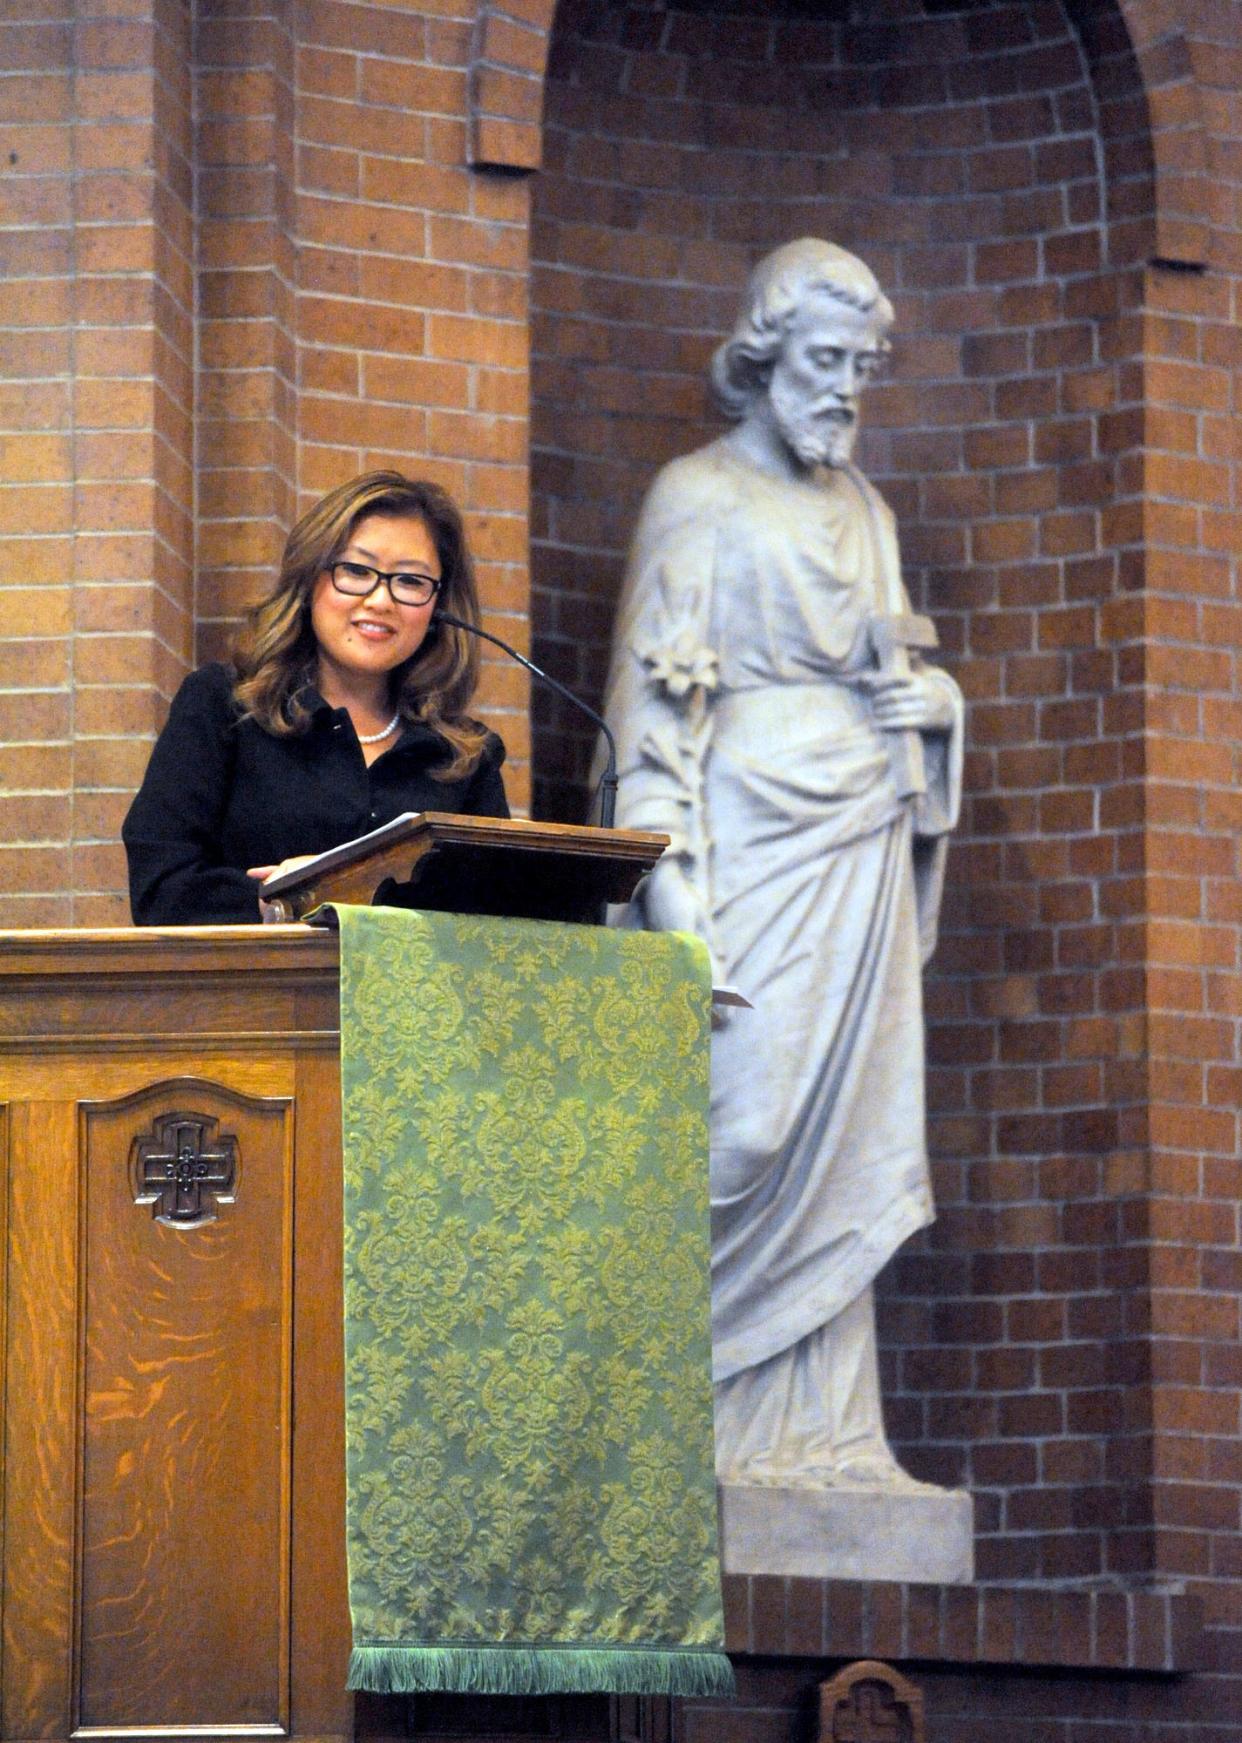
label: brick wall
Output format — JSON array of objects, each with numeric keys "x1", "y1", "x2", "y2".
[
  {"x1": 0, "y1": 0, "x2": 196, "y2": 926},
  {"x1": 528, "y1": 0, "x2": 1242, "y2": 1708},
  {"x1": 1135, "y1": 14, "x2": 1242, "y2": 1686},
  {"x1": 0, "y1": 0, "x2": 532, "y2": 934},
  {"x1": 251, "y1": 0, "x2": 534, "y2": 777},
  {"x1": 194, "y1": 0, "x2": 298, "y2": 665},
  {"x1": 0, "y1": 0, "x2": 76, "y2": 927}
]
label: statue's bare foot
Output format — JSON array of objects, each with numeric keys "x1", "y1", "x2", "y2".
[
  {"x1": 832, "y1": 1453, "x2": 941, "y2": 1492},
  {"x1": 719, "y1": 1450, "x2": 945, "y2": 1494},
  {"x1": 717, "y1": 1458, "x2": 790, "y2": 1489}
]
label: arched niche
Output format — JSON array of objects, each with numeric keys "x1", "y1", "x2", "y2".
[
  {"x1": 471, "y1": 0, "x2": 1212, "y2": 268},
  {"x1": 517, "y1": 0, "x2": 1217, "y2": 1588}
]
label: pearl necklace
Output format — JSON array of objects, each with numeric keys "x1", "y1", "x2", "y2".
[{"x1": 356, "y1": 712, "x2": 400, "y2": 745}]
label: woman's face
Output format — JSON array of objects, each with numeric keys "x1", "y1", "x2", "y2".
[{"x1": 310, "y1": 511, "x2": 441, "y2": 693}]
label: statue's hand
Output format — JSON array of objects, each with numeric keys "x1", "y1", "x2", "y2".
[
  {"x1": 641, "y1": 858, "x2": 711, "y2": 940},
  {"x1": 859, "y1": 669, "x2": 955, "y2": 732},
  {"x1": 640, "y1": 860, "x2": 732, "y2": 1024}
]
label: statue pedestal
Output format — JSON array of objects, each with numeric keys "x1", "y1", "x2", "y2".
[{"x1": 718, "y1": 1480, "x2": 974, "y2": 1583}]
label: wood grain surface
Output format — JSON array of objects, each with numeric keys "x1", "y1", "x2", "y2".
[
  {"x1": 3, "y1": 1100, "x2": 79, "y2": 1739},
  {"x1": 79, "y1": 1079, "x2": 293, "y2": 1729}
]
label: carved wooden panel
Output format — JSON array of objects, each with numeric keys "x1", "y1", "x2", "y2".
[
  {"x1": 0, "y1": 931, "x2": 351, "y2": 1743},
  {"x1": 129, "y1": 1108, "x2": 240, "y2": 1226},
  {"x1": 818, "y1": 1661, "x2": 925, "y2": 1743},
  {"x1": 0, "y1": 1100, "x2": 8, "y2": 1715},
  {"x1": 402, "y1": 1693, "x2": 611, "y2": 1736},
  {"x1": 77, "y1": 1077, "x2": 293, "y2": 1731},
  {"x1": 287, "y1": 1049, "x2": 353, "y2": 1736},
  {"x1": 352, "y1": 1691, "x2": 678, "y2": 1739},
  {"x1": 612, "y1": 1694, "x2": 673, "y2": 1742},
  {"x1": 0, "y1": 1087, "x2": 4, "y2": 1295},
  {"x1": 2, "y1": 1098, "x2": 79, "y2": 1739}
]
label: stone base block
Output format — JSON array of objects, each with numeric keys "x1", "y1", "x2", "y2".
[{"x1": 719, "y1": 1480, "x2": 974, "y2": 1583}]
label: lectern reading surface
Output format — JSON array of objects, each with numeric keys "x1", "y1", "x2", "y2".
[{"x1": 258, "y1": 812, "x2": 668, "y2": 925}]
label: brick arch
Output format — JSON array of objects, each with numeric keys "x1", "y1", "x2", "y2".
[
  {"x1": 1072, "y1": 0, "x2": 1211, "y2": 266},
  {"x1": 469, "y1": 0, "x2": 1211, "y2": 265}
]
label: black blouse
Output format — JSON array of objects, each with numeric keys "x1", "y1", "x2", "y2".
[{"x1": 123, "y1": 662, "x2": 509, "y2": 925}]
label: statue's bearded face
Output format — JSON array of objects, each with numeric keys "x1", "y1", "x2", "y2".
[{"x1": 766, "y1": 292, "x2": 889, "y2": 470}]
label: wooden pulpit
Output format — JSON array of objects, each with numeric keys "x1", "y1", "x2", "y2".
[
  {"x1": 0, "y1": 821, "x2": 665, "y2": 1742},
  {"x1": 257, "y1": 813, "x2": 667, "y2": 925}
]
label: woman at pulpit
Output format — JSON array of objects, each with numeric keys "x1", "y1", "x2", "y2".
[{"x1": 123, "y1": 472, "x2": 510, "y2": 925}]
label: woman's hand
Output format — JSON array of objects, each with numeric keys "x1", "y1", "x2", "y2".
[
  {"x1": 246, "y1": 855, "x2": 319, "y2": 885},
  {"x1": 247, "y1": 856, "x2": 319, "y2": 923},
  {"x1": 859, "y1": 670, "x2": 955, "y2": 732}
]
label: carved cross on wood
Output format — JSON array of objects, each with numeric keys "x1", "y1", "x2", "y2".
[
  {"x1": 819, "y1": 1660, "x2": 924, "y2": 1743},
  {"x1": 833, "y1": 1683, "x2": 905, "y2": 1742},
  {"x1": 130, "y1": 1111, "x2": 239, "y2": 1228}
]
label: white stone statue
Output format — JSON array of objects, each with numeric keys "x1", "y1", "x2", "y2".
[{"x1": 601, "y1": 240, "x2": 967, "y2": 1548}]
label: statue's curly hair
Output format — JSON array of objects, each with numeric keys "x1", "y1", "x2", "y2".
[
  {"x1": 710, "y1": 238, "x2": 895, "y2": 419},
  {"x1": 231, "y1": 471, "x2": 488, "y2": 780}
]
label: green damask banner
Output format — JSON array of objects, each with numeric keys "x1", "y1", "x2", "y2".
[{"x1": 336, "y1": 905, "x2": 733, "y2": 1698}]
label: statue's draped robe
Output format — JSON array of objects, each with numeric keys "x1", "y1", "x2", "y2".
[{"x1": 603, "y1": 439, "x2": 963, "y2": 1399}]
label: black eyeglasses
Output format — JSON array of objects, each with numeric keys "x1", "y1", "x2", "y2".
[{"x1": 329, "y1": 562, "x2": 441, "y2": 607}]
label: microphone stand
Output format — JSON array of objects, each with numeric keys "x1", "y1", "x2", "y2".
[{"x1": 436, "y1": 610, "x2": 619, "y2": 829}]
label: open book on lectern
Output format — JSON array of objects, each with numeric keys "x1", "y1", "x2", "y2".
[{"x1": 256, "y1": 810, "x2": 667, "y2": 928}]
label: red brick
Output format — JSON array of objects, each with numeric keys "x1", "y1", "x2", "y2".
[{"x1": 428, "y1": 313, "x2": 527, "y2": 368}]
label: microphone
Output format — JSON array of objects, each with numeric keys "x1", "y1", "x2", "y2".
[{"x1": 436, "y1": 610, "x2": 619, "y2": 829}]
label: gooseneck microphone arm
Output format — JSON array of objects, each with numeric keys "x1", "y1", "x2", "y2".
[{"x1": 436, "y1": 610, "x2": 619, "y2": 829}]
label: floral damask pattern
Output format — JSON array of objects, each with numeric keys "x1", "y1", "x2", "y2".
[{"x1": 337, "y1": 907, "x2": 727, "y2": 1691}]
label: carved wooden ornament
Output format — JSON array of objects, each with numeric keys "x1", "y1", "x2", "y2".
[
  {"x1": 818, "y1": 1659, "x2": 926, "y2": 1743},
  {"x1": 129, "y1": 1110, "x2": 239, "y2": 1227}
]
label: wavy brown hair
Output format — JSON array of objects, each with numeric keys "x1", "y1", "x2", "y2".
[{"x1": 231, "y1": 472, "x2": 488, "y2": 780}]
